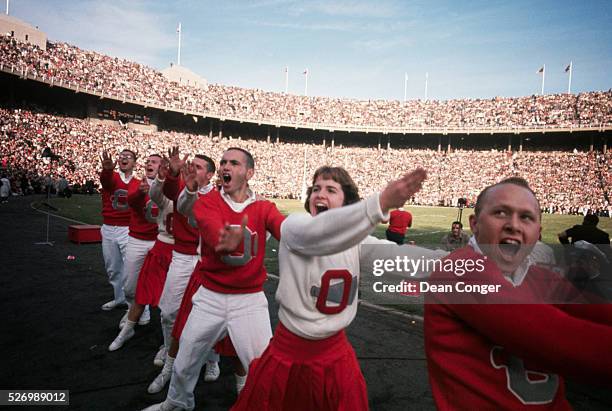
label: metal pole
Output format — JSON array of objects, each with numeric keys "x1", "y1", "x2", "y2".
[
  {"x1": 177, "y1": 23, "x2": 182, "y2": 66},
  {"x1": 541, "y1": 64, "x2": 545, "y2": 95},
  {"x1": 285, "y1": 66, "x2": 289, "y2": 94},
  {"x1": 567, "y1": 61, "x2": 573, "y2": 94}
]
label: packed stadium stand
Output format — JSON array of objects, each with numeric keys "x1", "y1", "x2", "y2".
[{"x1": 1, "y1": 34, "x2": 611, "y2": 215}]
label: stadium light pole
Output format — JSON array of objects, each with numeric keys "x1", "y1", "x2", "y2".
[
  {"x1": 303, "y1": 69, "x2": 309, "y2": 96},
  {"x1": 177, "y1": 23, "x2": 182, "y2": 66},
  {"x1": 424, "y1": 72, "x2": 429, "y2": 100},
  {"x1": 404, "y1": 72, "x2": 408, "y2": 102},
  {"x1": 6, "y1": 0, "x2": 9, "y2": 15},
  {"x1": 284, "y1": 66, "x2": 289, "y2": 94}
]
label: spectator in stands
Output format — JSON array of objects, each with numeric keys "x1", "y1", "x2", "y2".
[{"x1": 440, "y1": 221, "x2": 470, "y2": 251}]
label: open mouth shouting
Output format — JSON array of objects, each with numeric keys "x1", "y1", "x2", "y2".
[
  {"x1": 499, "y1": 238, "x2": 521, "y2": 259},
  {"x1": 222, "y1": 172, "x2": 232, "y2": 184},
  {"x1": 314, "y1": 202, "x2": 329, "y2": 214}
]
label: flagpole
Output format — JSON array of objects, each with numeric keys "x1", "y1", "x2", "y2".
[
  {"x1": 424, "y1": 72, "x2": 429, "y2": 100},
  {"x1": 304, "y1": 69, "x2": 308, "y2": 96},
  {"x1": 177, "y1": 23, "x2": 182, "y2": 66},
  {"x1": 567, "y1": 61, "x2": 573, "y2": 94},
  {"x1": 404, "y1": 72, "x2": 408, "y2": 102},
  {"x1": 541, "y1": 64, "x2": 545, "y2": 95},
  {"x1": 6, "y1": 0, "x2": 9, "y2": 15},
  {"x1": 284, "y1": 66, "x2": 289, "y2": 94}
]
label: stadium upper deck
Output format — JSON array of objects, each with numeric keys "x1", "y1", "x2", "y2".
[{"x1": 1, "y1": 35, "x2": 611, "y2": 134}]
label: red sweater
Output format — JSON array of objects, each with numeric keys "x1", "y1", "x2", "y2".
[
  {"x1": 100, "y1": 169, "x2": 137, "y2": 226},
  {"x1": 163, "y1": 174, "x2": 199, "y2": 255},
  {"x1": 193, "y1": 190, "x2": 285, "y2": 294},
  {"x1": 425, "y1": 246, "x2": 612, "y2": 411},
  {"x1": 127, "y1": 179, "x2": 158, "y2": 241},
  {"x1": 387, "y1": 209, "x2": 412, "y2": 234}
]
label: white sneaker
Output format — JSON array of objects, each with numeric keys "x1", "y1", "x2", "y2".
[
  {"x1": 141, "y1": 400, "x2": 183, "y2": 411},
  {"x1": 147, "y1": 368, "x2": 171, "y2": 394},
  {"x1": 139, "y1": 305, "x2": 151, "y2": 326},
  {"x1": 102, "y1": 299, "x2": 126, "y2": 311},
  {"x1": 235, "y1": 373, "x2": 247, "y2": 394},
  {"x1": 118, "y1": 310, "x2": 129, "y2": 329},
  {"x1": 108, "y1": 326, "x2": 135, "y2": 351},
  {"x1": 153, "y1": 345, "x2": 166, "y2": 367},
  {"x1": 204, "y1": 361, "x2": 220, "y2": 382}
]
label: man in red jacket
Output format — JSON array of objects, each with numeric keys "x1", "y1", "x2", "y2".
[
  {"x1": 144, "y1": 148, "x2": 285, "y2": 411},
  {"x1": 425, "y1": 177, "x2": 612, "y2": 410},
  {"x1": 385, "y1": 207, "x2": 412, "y2": 244},
  {"x1": 99, "y1": 149, "x2": 138, "y2": 311}
]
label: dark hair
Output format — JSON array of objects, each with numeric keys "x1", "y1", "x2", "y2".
[
  {"x1": 195, "y1": 154, "x2": 216, "y2": 173},
  {"x1": 121, "y1": 149, "x2": 137, "y2": 159},
  {"x1": 474, "y1": 177, "x2": 540, "y2": 216},
  {"x1": 226, "y1": 147, "x2": 254, "y2": 169},
  {"x1": 452, "y1": 221, "x2": 463, "y2": 228},
  {"x1": 304, "y1": 166, "x2": 360, "y2": 213},
  {"x1": 583, "y1": 214, "x2": 599, "y2": 226}
]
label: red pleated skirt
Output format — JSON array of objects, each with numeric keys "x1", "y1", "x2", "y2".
[
  {"x1": 170, "y1": 262, "x2": 237, "y2": 357},
  {"x1": 231, "y1": 322, "x2": 369, "y2": 411},
  {"x1": 134, "y1": 240, "x2": 173, "y2": 306}
]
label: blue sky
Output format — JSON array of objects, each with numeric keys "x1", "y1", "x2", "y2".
[{"x1": 8, "y1": 0, "x2": 612, "y2": 101}]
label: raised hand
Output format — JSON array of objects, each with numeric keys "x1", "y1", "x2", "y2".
[
  {"x1": 379, "y1": 168, "x2": 427, "y2": 213},
  {"x1": 181, "y1": 161, "x2": 198, "y2": 192},
  {"x1": 100, "y1": 150, "x2": 116, "y2": 171},
  {"x1": 168, "y1": 146, "x2": 189, "y2": 177},
  {"x1": 215, "y1": 215, "x2": 248, "y2": 253},
  {"x1": 138, "y1": 174, "x2": 150, "y2": 194},
  {"x1": 158, "y1": 157, "x2": 170, "y2": 180}
]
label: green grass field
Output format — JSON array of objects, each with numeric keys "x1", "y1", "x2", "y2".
[{"x1": 39, "y1": 195, "x2": 612, "y2": 316}]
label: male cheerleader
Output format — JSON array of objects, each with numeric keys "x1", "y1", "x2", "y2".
[{"x1": 99, "y1": 149, "x2": 138, "y2": 311}]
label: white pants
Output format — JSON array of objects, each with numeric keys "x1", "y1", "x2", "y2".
[
  {"x1": 101, "y1": 224, "x2": 129, "y2": 302},
  {"x1": 168, "y1": 287, "x2": 272, "y2": 410},
  {"x1": 159, "y1": 251, "x2": 199, "y2": 349},
  {"x1": 123, "y1": 236, "x2": 156, "y2": 305}
]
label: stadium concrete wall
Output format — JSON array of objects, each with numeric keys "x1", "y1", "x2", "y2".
[{"x1": 0, "y1": 15, "x2": 46, "y2": 50}]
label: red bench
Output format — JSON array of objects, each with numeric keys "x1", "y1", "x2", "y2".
[{"x1": 68, "y1": 225, "x2": 102, "y2": 244}]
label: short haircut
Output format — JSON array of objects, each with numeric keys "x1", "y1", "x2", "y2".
[
  {"x1": 452, "y1": 221, "x2": 463, "y2": 228},
  {"x1": 195, "y1": 154, "x2": 216, "y2": 173},
  {"x1": 226, "y1": 147, "x2": 254, "y2": 169},
  {"x1": 304, "y1": 166, "x2": 360, "y2": 213},
  {"x1": 121, "y1": 149, "x2": 137, "y2": 159},
  {"x1": 148, "y1": 154, "x2": 162, "y2": 159},
  {"x1": 474, "y1": 177, "x2": 540, "y2": 216},
  {"x1": 583, "y1": 214, "x2": 599, "y2": 226}
]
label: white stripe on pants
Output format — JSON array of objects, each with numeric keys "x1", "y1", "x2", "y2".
[
  {"x1": 101, "y1": 224, "x2": 129, "y2": 303},
  {"x1": 123, "y1": 236, "x2": 155, "y2": 305},
  {"x1": 167, "y1": 286, "x2": 272, "y2": 410}
]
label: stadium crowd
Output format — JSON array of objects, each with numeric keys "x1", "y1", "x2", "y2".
[
  {"x1": 1, "y1": 107, "x2": 610, "y2": 216},
  {"x1": 1, "y1": 35, "x2": 612, "y2": 130}
]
